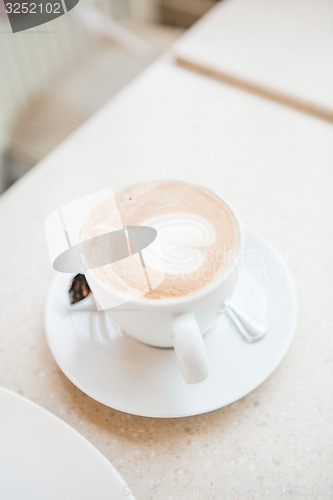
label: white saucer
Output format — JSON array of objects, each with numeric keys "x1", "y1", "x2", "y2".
[
  {"x1": 45, "y1": 226, "x2": 297, "y2": 418},
  {"x1": 0, "y1": 387, "x2": 134, "y2": 499}
]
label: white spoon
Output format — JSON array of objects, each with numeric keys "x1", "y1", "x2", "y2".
[{"x1": 219, "y1": 300, "x2": 267, "y2": 343}]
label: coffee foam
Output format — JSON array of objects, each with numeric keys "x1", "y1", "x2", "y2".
[
  {"x1": 142, "y1": 213, "x2": 215, "y2": 275},
  {"x1": 82, "y1": 180, "x2": 241, "y2": 300}
]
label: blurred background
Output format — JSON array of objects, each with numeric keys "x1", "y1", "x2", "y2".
[{"x1": 0, "y1": 0, "x2": 219, "y2": 193}]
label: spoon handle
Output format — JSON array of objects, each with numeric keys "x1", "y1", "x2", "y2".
[{"x1": 224, "y1": 300, "x2": 267, "y2": 343}]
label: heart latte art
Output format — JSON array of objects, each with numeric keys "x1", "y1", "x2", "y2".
[
  {"x1": 82, "y1": 180, "x2": 241, "y2": 300},
  {"x1": 143, "y1": 212, "x2": 215, "y2": 275}
]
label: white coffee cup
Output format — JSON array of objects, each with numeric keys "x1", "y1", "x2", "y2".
[{"x1": 80, "y1": 191, "x2": 243, "y2": 384}]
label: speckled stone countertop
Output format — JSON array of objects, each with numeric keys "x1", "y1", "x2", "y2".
[{"x1": 0, "y1": 60, "x2": 332, "y2": 499}]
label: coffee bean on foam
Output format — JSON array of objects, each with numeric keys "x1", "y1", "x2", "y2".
[{"x1": 82, "y1": 180, "x2": 241, "y2": 300}]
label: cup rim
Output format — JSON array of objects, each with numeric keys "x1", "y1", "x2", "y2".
[{"x1": 80, "y1": 181, "x2": 244, "y2": 310}]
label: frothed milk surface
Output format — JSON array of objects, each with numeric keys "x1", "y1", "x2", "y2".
[{"x1": 82, "y1": 181, "x2": 241, "y2": 300}]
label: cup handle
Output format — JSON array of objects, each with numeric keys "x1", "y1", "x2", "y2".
[{"x1": 172, "y1": 313, "x2": 209, "y2": 384}]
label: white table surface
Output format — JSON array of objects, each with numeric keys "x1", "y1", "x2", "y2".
[
  {"x1": 173, "y1": 0, "x2": 333, "y2": 121},
  {"x1": 0, "y1": 60, "x2": 333, "y2": 499}
]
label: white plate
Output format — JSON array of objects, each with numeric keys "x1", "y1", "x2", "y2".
[
  {"x1": 45, "y1": 226, "x2": 297, "y2": 418},
  {"x1": 0, "y1": 388, "x2": 134, "y2": 500}
]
